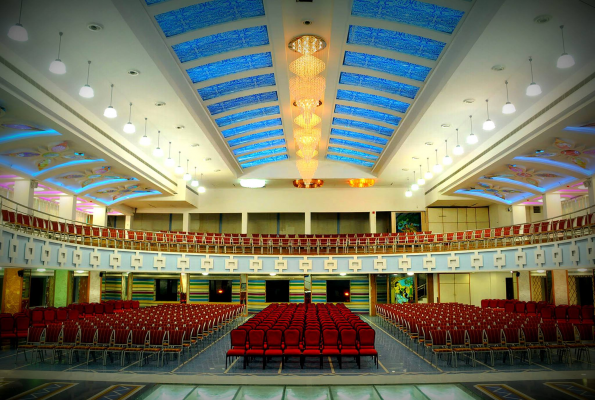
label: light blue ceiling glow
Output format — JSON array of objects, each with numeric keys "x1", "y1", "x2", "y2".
[
  {"x1": 207, "y1": 91, "x2": 278, "y2": 115},
  {"x1": 332, "y1": 118, "x2": 393, "y2": 136},
  {"x1": 215, "y1": 106, "x2": 280, "y2": 127},
  {"x1": 237, "y1": 147, "x2": 287, "y2": 162},
  {"x1": 197, "y1": 73, "x2": 276, "y2": 101},
  {"x1": 0, "y1": 130, "x2": 61, "y2": 145},
  {"x1": 155, "y1": 0, "x2": 265, "y2": 37},
  {"x1": 351, "y1": 0, "x2": 464, "y2": 34},
  {"x1": 339, "y1": 72, "x2": 419, "y2": 99},
  {"x1": 337, "y1": 89, "x2": 410, "y2": 113},
  {"x1": 329, "y1": 138, "x2": 383, "y2": 153},
  {"x1": 327, "y1": 147, "x2": 379, "y2": 161},
  {"x1": 187, "y1": 52, "x2": 272, "y2": 83},
  {"x1": 327, "y1": 154, "x2": 374, "y2": 168},
  {"x1": 347, "y1": 25, "x2": 446, "y2": 61},
  {"x1": 343, "y1": 51, "x2": 431, "y2": 82},
  {"x1": 227, "y1": 129, "x2": 284, "y2": 147},
  {"x1": 233, "y1": 139, "x2": 285, "y2": 155},
  {"x1": 145, "y1": 0, "x2": 170, "y2": 5},
  {"x1": 173, "y1": 26, "x2": 269, "y2": 63},
  {"x1": 334, "y1": 104, "x2": 401, "y2": 126},
  {"x1": 330, "y1": 128, "x2": 388, "y2": 145},
  {"x1": 222, "y1": 118, "x2": 282, "y2": 138},
  {"x1": 241, "y1": 154, "x2": 288, "y2": 168}
]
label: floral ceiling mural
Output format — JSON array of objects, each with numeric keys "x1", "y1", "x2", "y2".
[
  {"x1": 517, "y1": 138, "x2": 595, "y2": 171},
  {"x1": 88, "y1": 184, "x2": 161, "y2": 205},
  {"x1": 54, "y1": 166, "x2": 138, "y2": 191},
  {"x1": 455, "y1": 182, "x2": 532, "y2": 204},
  {"x1": 482, "y1": 164, "x2": 562, "y2": 188}
]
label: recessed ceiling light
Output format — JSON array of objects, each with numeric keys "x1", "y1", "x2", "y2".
[
  {"x1": 402, "y1": 168, "x2": 408, "y2": 171},
  {"x1": 536, "y1": 269, "x2": 545, "y2": 273},
  {"x1": 87, "y1": 23, "x2": 103, "y2": 32},
  {"x1": 205, "y1": 158, "x2": 212, "y2": 161},
  {"x1": 441, "y1": 123, "x2": 451, "y2": 128},
  {"x1": 491, "y1": 64, "x2": 506, "y2": 71},
  {"x1": 533, "y1": 14, "x2": 552, "y2": 24},
  {"x1": 176, "y1": 125, "x2": 185, "y2": 130},
  {"x1": 127, "y1": 69, "x2": 140, "y2": 76},
  {"x1": 425, "y1": 142, "x2": 433, "y2": 146},
  {"x1": 463, "y1": 98, "x2": 475, "y2": 104},
  {"x1": 578, "y1": 268, "x2": 588, "y2": 272},
  {"x1": 412, "y1": 156, "x2": 419, "y2": 160},
  {"x1": 302, "y1": 20, "x2": 312, "y2": 25},
  {"x1": 214, "y1": 169, "x2": 221, "y2": 172},
  {"x1": 155, "y1": 101, "x2": 166, "y2": 107},
  {"x1": 191, "y1": 143, "x2": 200, "y2": 147}
]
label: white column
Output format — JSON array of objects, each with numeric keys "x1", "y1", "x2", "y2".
[
  {"x1": 390, "y1": 212, "x2": 397, "y2": 233},
  {"x1": 13, "y1": 180, "x2": 35, "y2": 214},
  {"x1": 552, "y1": 270, "x2": 569, "y2": 305},
  {"x1": 305, "y1": 211, "x2": 311, "y2": 234},
  {"x1": 585, "y1": 177, "x2": 595, "y2": 208},
  {"x1": 511, "y1": 205, "x2": 527, "y2": 225},
  {"x1": 124, "y1": 215, "x2": 134, "y2": 230},
  {"x1": 543, "y1": 193, "x2": 562, "y2": 219},
  {"x1": 58, "y1": 195, "x2": 77, "y2": 221},
  {"x1": 88, "y1": 271, "x2": 101, "y2": 303},
  {"x1": 241, "y1": 212, "x2": 248, "y2": 234},
  {"x1": 517, "y1": 271, "x2": 531, "y2": 301},
  {"x1": 182, "y1": 212, "x2": 190, "y2": 232},
  {"x1": 369, "y1": 211, "x2": 377, "y2": 233},
  {"x1": 93, "y1": 206, "x2": 107, "y2": 226}
]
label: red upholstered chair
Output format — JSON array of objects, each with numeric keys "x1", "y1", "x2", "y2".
[
  {"x1": 340, "y1": 329, "x2": 360, "y2": 368},
  {"x1": 514, "y1": 302, "x2": 526, "y2": 314},
  {"x1": 226, "y1": 329, "x2": 247, "y2": 369},
  {"x1": 282, "y1": 328, "x2": 302, "y2": 367},
  {"x1": 321, "y1": 329, "x2": 340, "y2": 367},
  {"x1": 103, "y1": 303, "x2": 114, "y2": 315},
  {"x1": 582, "y1": 305, "x2": 594, "y2": 325},
  {"x1": 504, "y1": 302, "x2": 515, "y2": 313},
  {"x1": 37, "y1": 325, "x2": 63, "y2": 363},
  {"x1": 357, "y1": 328, "x2": 378, "y2": 369},
  {"x1": 163, "y1": 330, "x2": 185, "y2": 366},
  {"x1": 481, "y1": 299, "x2": 490, "y2": 309},
  {"x1": 94, "y1": 304, "x2": 104, "y2": 316},
  {"x1": 31, "y1": 309, "x2": 44, "y2": 326},
  {"x1": 56, "y1": 308, "x2": 68, "y2": 323},
  {"x1": 302, "y1": 329, "x2": 322, "y2": 369},
  {"x1": 105, "y1": 329, "x2": 131, "y2": 366},
  {"x1": 567, "y1": 306, "x2": 581, "y2": 324},
  {"x1": 525, "y1": 302, "x2": 537, "y2": 317},
  {"x1": 0, "y1": 317, "x2": 16, "y2": 346},
  {"x1": 245, "y1": 329, "x2": 265, "y2": 369},
  {"x1": 16, "y1": 326, "x2": 46, "y2": 364},
  {"x1": 555, "y1": 305, "x2": 568, "y2": 324},
  {"x1": 15, "y1": 316, "x2": 30, "y2": 339},
  {"x1": 264, "y1": 329, "x2": 283, "y2": 369},
  {"x1": 84, "y1": 304, "x2": 95, "y2": 317},
  {"x1": 541, "y1": 306, "x2": 554, "y2": 322}
]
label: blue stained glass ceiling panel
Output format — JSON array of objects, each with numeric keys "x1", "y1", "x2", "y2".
[
  {"x1": 198, "y1": 73, "x2": 276, "y2": 101},
  {"x1": 237, "y1": 147, "x2": 287, "y2": 162},
  {"x1": 327, "y1": 154, "x2": 374, "y2": 168},
  {"x1": 335, "y1": 104, "x2": 401, "y2": 126},
  {"x1": 337, "y1": 89, "x2": 410, "y2": 113},
  {"x1": 215, "y1": 106, "x2": 279, "y2": 127},
  {"x1": 347, "y1": 25, "x2": 446, "y2": 61},
  {"x1": 241, "y1": 154, "x2": 288, "y2": 168},
  {"x1": 207, "y1": 91, "x2": 278, "y2": 115},
  {"x1": 332, "y1": 118, "x2": 393, "y2": 136},
  {"x1": 339, "y1": 72, "x2": 419, "y2": 99},
  {"x1": 330, "y1": 128, "x2": 388, "y2": 145},
  {"x1": 155, "y1": 0, "x2": 265, "y2": 37},
  {"x1": 145, "y1": 0, "x2": 169, "y2": 5},
  {"x1": 228, "y1": 129, "x2": 284, "y2": 147},
  {"x1": 328, "y1": 147, "x2": 379, "y2": 161},
  {"x1": 222, "y1": 118, "x2": 282, "y2": 138},
  {"x1": 329, "y1": 138, "x2": 383, "y2": 153},
  {"x1": 343, "y1": 51, "x2": 430, "y2": 82},
  {"x1": 233, "y1": 139, "x2": 285, "y2": 155},
  {"x1": 351, "y1": 0, "x2": 464, "y2": 34},
  {"x1": 173, "y1": 26, "x2": 269, "y2": 63},
  {"x1": 187, "y1": 52, "x2": 272, "y2": 83}
]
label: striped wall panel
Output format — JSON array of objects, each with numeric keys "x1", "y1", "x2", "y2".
[
  {"x1": 132, "y1": 277, "x2": 155, "y2": 307},
  {"x1": 189, "y1": 279, "x2": 209, "y2": 303},
  {"x1": 376, "y1": 277, "x2": 388, "y2": 304},
  {"x1": 102, "y1": 275, "x2": 122, "y2": 301},
  {"x1": 312, "y1": 280, "x2": 326, "y2": 303},
  {"x1": 289, "y1": 279, "x2": 304, "y2": 303},
  {"x1": 248, "y1": 279, "x2": 266, "y2": 313},
  {"x1": 345, "y1": 279, "x2": 369, "y2": 314},
  {"x1": 232, "y1": 279, "x2": 240, "y2": 303}
]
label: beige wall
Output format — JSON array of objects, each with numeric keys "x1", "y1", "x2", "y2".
[
  {"x1": 376, "y1": 212, "x2": 391, "y2": 234},
  {"x1": 131, "y1": 213, "x2": 171, "y2": 231},
  {"x1": 339, "y1": 212, "x2": 369, "y2": 234},
  {"x1": 312, "y1": 213, "x2": 338, "y2": 235},
  {"x1": 280, "y1": 213, "x2": 305, "y2": 235},
  {"x1": 190, "y1": 213, "x2": 219, "y2": 233},
  {"x1": 222, "y1": 213, "x2": 242, "y2": 233},
  {"x1": 248, "y1": 213, "x2": 277, "y2": 234},
  {"x1": 428, "y1": 207, "x2": 490, "y2": 233},
  {"x1": 438, "y1": 272, "x2": 509, "y2": 306}
]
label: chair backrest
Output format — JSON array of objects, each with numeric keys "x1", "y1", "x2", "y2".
[
  {"x1": 131, "y1": 329, "x2": 148, "y2": 346},
  {"x1": 96, "y1": 328, "x2": 113, "y2": 345},
  {"x1": 554, "y1": 305, "x2": 568, "y2": 319},
  {"x1": 514, "y1": 302, "x2": 526, "y2": 314},
  {"x1": 230, "y1": 329, "x2": 247, "y2": 349},
  {"x1": 284, "y1": 328, "x2": 300, "y2": 348},
  {"x1": 248, "y1": 329, "x2": 265, "y2": 349},
  {"x1": 449, "y1": 329, "x2": 467, "y2": 346},
  {"x1": 80, "y1": 328, "x2": 97, "y2": 344},
  {"x1": 540, "y1": 325, "x2": 559, "y2": 343},
  {"x1": 582, "y1": 305, "x2": 594, "y2": 321},
  {"x1": 28, "y1": 326, "x2": 46, "y2": 343},
  {"x1": 114, "y1": 329, "x2": 131, "y2": 346},
  {"x1": 429, "y1": 330, "x2": 448, "y2": 346},
  {"x1": 168, "y1": 330, "x2": 185, "y2": 345},
  {"x1": 15, "y1": 316, "x2": 29, "y2": 331},
  {"x1": 149, "y1": 330, "x2": 167, "y2": 346},
  {"x1": 557, "y1": 324, "x2": 577, "y2": 342},
  {"x1": 503, "y1": 328, "x2": 520, "y2": 344},
  {"x1": 485, "y1": 328, "x2": 502, "y2": 345},
  {"x1": 576, "y1": 324, "x2": 594, "y2": 342},
  {"x1": 358, "y1": 328, "x2": 375, "y2": 348},
  {"x1": 0, "y1": 316, "x2": 15, "y2": 332},
  {"x1": 304, "y1": 329, "x2": 320, "y2": 349},
  {"x1": 266, "y1": 329, "x2": 283, "y2": 349},
  {"x1": 62, "y1": 327, "x2": 80, "y2": 344},
  {"x1": 341, "y1": 329, "x2": 357, "y2": 348}
]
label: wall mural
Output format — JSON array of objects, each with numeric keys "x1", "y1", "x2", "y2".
[
  {"x1": 520, "y1": 138, "x2": 595, "y2": 170},
  {"x1": 482, "y1": 164, "x2": 562, "y2": 187}
]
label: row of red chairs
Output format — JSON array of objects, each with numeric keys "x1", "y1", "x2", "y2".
[{"x1": 482, "y1": 299, "x2": 594, "y2": 324}]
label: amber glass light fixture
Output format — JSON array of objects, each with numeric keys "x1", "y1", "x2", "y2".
[
  {"x1": 293, "y1": 179, "x2": 324, "y2": 188},
  {"x1": 348, "y1": 178, "x2": 375, "y2": 188}
]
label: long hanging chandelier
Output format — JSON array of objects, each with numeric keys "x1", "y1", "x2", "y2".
[{"x1": 288, "y1": 35, "x2": 326, "y2": 184}]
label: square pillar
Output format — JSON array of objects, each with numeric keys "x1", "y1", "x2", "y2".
[
  {"x1": 88, "y1": 271, "x2": 102, "y2": 303},
  {"x1": 53, "y1": 270, "x2": 73, "y2": 307},
  {"x1": 1, "y1": 268, "x2": 23, "y2": 313},
  {"x1": 369, "y1": 211, "x2": 377, "y2": 234},
  {"x1": 543, "y1": 193, "x2": 562, "y2": 219},
  {"x1": 13, "y1": 180, "x2": 35, "y2": 214},
  {"x1": 125, "y1": 215, "x2": 134, "y2": 230},
  {"x1": 552, "y1": 270, "x2": 569, "y2": 305},
  {"x1": 241, "y1": 212, "x2": 248, "y2": 234},
  {"x1": 93, "y1": 206, "x2": 107, "y2": 227},
  {"x1": 305, "y1": 211, "x2": 312, "y2": 234},
  {"x1": 517, "y1": 271, "x2": 531, "y2": 301},
  {"x1": 369, "y1": 274, "x2": 377, "y2": 316},
  {"x1": 182, "y1": 212, "x2": 190, "y2": 232},
  {"x1": 59, "y1": 195, "x2": 77, "y2": 221},
  {"x1": 511, "y1": 205, "x2": 527, "y2": 225},
  {"x1": 390, "y1": 212, "x2": 397, "y2": 233},
  {"x1": 78, "y1": 276, "x2": 89, "y2": 303}
]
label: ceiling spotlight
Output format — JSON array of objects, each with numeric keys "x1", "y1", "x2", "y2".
[
  {"x1": 526, "y1": 57, "x2": 542, "y2": 96},
  {"x1": 577, "y1": 268, "x2": 588, "y2": 272},
  {"x1": 417, "y1": 165, "x2": 425, "y2": 186},
  {"x1": 191, "y1": 166, "x2": 199, "y2": 187},
  {"x1": 153, "y1": 131, "x2": 163, "y2": 157},
  {"x1": 536, "y1": 269, "x2": 545, "y2": 273},
  {"x1": 407, "y1": 272, "x2": 414, "y2": 276},
  {"x1": 424, "y1": 157, "x2": 433, "y2": 180},
  {"x1": 175, "y1": 151, "x2": 184, "y2": 175},
  {"x1": 123, "y1": 103, "x2": 136, "y2": 134},
  {"x1": 75, "y1": 270, "x2": 85, "y2": 274},
  {"x1": 202, "y1": 272, "x2": 209, "y2": 276},
  {"x1": 165, "y1": 142, "x2": 175, "y2": 167},
  {"x1": 483, "y1": 99, "x2": 495, "y2": 131},
  {"x1": 411, "y1": 171, "x2": 419, "y2": 191},
  {"x1": 240, "y1": 179, "x2": 266, "y2": 188},
  {"x1": 49, "y1": 32, "x2": 66, "y2": 74},
  {"x1": 140, "y1": 118, "x2": 151, "y2": 146},
  {"x1": 103, "y1": 84, "x2": 117, "y2": 118},
  {"x1": 557, "y1": 25, "x2": 575, "y2": 69},
  {"x1": 183, "y1": 159, "x2": 191, "y2": 181},
  {"x1": 79, "y1": 61, "x2": 94, "y2": 98},
  {"x1": 433, "y1": 149, "x2": 443, "y2": 173},
  {"x1": 443, "y1": 139, "x2": 452, "y2": 165},
  {"x1": 87, "y1": 23, "x2": 103, "y2": 31},
  {"x1": 425, "y1": 142, "x2": 433, "y2": 146},
  {"x1": 339, "y1": 272, "x2": 346, "y2": 276},
  {"x1": 270, "y1": 273, "x2": 276, "y2": 276},
  {"x1": 127, "y1": 69, "x2": 140, "y2": 76},
  {"x1": 37, "y1": 268, "x2": 46, "y2": 272},
  {"x1": 502, "y1": 80, "x2": 516, "y2": 114},
  {"x1": 453, "y1": 128, "x2": 464, "y2": 155},
  {"x1": 7, "y1": 0, "x2": 27, "y2": 41},
  {"x1": 441, "y1": 123, "x2": 451, "y2": 128},
  {"x1": 463, "y1": 98, "x2": 475, "y2": 104},
  {"x1": 467, "y1": 115, "x2": 478, "y2": 144}
]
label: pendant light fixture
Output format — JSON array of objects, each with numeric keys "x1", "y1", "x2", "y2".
[
  {"x1": 556, "y1": 25, "x2": 575, "y2": 69},
  {"x1": 433, "y1": 149, "x2": 443, "y2": 173},
  {"x1": 79, "y1": 61, "x2": 94, "y2": 98},
  {"x1": 103, "y1": 84, "x2": 117, "y2": 118},
  {"x1": 411, "y1": 171, "x2": 419, "y2": 191},
  {"x1": 502, "y1": 80, "x2": 516, "y2": 114},
  {"x1": 175, "y1": 151, "x2": 184, "y2": 175},
  {"x1": 140, "y1": 118, "x2": 151, "y2": 146},
  {"x1": 405, "y1": 178, "x2": 412, "y2": 198},
  {"x1": 191, "y1": 167, "x2": 199, "y2": 187},
  {"x1": 424, "y1": 157, "x2": 433, "y2": 180},
  {"x1": 482, "y1": 99, "x2": 495, "y2": 131},
  {"x1": 453, "y1": 128, "x2": 464, "y2": 155},
  {"x1": 467, "y1": 115, "x2": 478, "y2": 144},
  {"x1": 442, "y1": 139, "x2": 452, "y2": 165},
  {"x1": 49, "y1": 32, "x2": 66, "y2": 74},
  {"x1": 417, "y1": 165, "x2": 425, "y2": 186},
  {"x1": 183, "y1": 159, "x2": 191, "y2": 181},
  {"x1": 8, "y1": 0, "x2": 28, "y2": 42},
  {"x1": 165, "y1": 142, "x2": 174, "y2": 167},
  {"x1": 153, "y1": 131, "x2": 163, "y2": 157},
  {"x1": 123, "y1": 103, "x2": 135, "y2": 134},
  {"x1": 198, "y1": 173, "x2": 206, "y2": 193},
  {"x1": 526, "y1": 56, "x2": 542, "y2": 96}
]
